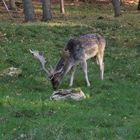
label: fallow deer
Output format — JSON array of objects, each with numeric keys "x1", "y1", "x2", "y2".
[{"x1": 30, "y1": 33, "x2": 106, "y2": 90}]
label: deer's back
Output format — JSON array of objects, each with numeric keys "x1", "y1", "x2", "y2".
[
  {"x1": 55, "y1": 33, "x2": 105, "y2": 71},
  {"x1": 65, "y1": 33, "x2": 106, "y2": 60}
]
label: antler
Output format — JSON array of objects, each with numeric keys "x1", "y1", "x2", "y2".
[
  {"x1": 49, "y1": 66, "x2": 54, "y2": 74},
  {"x1": 30, "y1": 49, "x2": 63, "y2": 80},
  {"x1": 49, "y1": 67, "x2": 63, "y2": 80},
  {"x1": 53, "y1": 67, "x2": 63, "y2": 75},
  {"x1": 29, "y1": 49, "x2": 51, "y2": 75}
]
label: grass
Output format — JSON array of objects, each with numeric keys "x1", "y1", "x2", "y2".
[{"x1": 0, "y1": 3, "x2": 140, "y2": 140}]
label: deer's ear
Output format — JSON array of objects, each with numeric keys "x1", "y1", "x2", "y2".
[
  {"x1": 59, "y1": 50, "x2": 63, "y2": 57},
  {"x1": 60, "y1": 49, "x2": 70, "y2": 59}
]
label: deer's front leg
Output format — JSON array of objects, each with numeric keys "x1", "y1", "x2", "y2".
[
  {"x1": 81, "y1": 60, "x2": 90, "y2": 87},
  {"x1": 69, "y1": 66, "x2": 76, "y2": 87}
]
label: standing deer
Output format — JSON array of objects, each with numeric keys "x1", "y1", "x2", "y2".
[{"x1": 30, "y1": 33, "x2": 106, "y2": 90}]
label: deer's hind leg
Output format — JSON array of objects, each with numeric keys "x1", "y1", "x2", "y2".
[{"x1": 97, "y1": 51, "x2": 104, "y2": 80}]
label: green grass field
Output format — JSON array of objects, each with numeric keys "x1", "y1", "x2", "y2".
[{"x1": 0, "y1": 3, "x2": 140, "y2": 140}]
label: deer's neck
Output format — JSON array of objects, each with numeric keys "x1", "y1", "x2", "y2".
[{"x1": 56, "y1": 58, "x2": 74, "y2": 83}]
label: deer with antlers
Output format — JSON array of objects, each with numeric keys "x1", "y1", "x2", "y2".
[{"x1": 30, "y1": 33, "x2": 106, "y2": 90}]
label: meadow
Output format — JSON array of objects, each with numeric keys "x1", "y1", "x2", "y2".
[{"x1": 0, "y1": 3, "x2": 140, "y2": 140}]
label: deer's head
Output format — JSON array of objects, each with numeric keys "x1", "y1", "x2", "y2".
[
  {"x1": 49, "y1": 50, "x2": 70, "y2": 89},
  {"x1": 48, "y1": 67, "x2": 63, "y2": 90},
  {"x1": 29, "y1": 49, "x2": 69, "y2": 90}
]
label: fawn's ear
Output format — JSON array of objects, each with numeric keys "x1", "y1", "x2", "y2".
[{"x1": 29, "y1": 49, "x2": 33, "y2": 54}]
